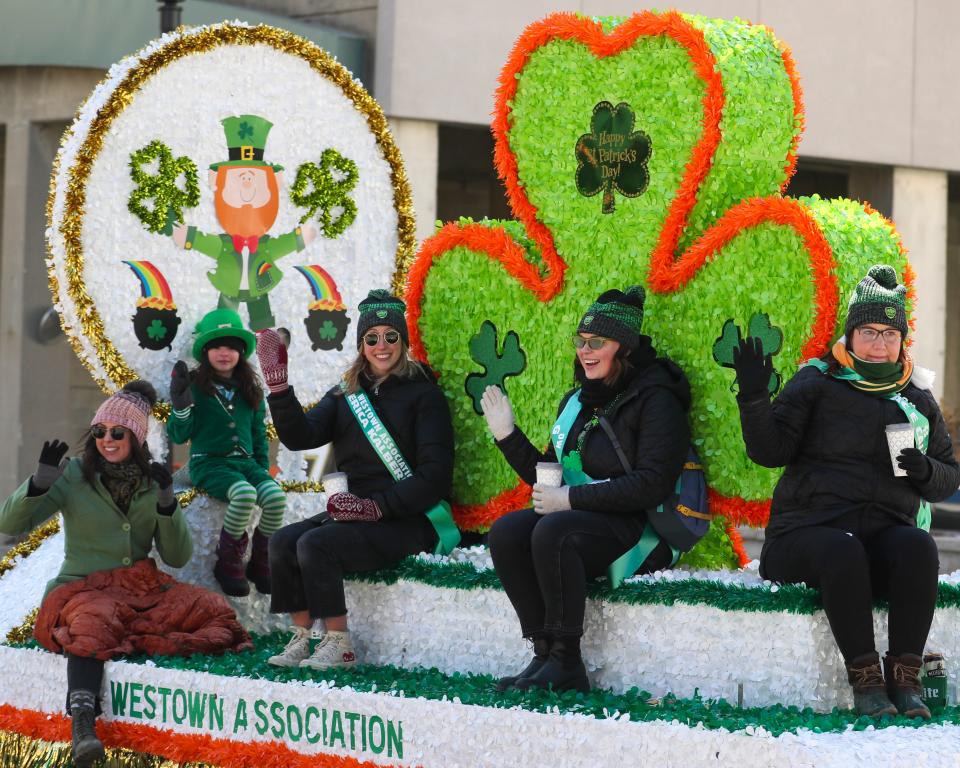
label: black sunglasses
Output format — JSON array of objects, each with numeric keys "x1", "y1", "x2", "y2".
[
  {"x1": 92, "y1": 425, "x2": 128, "y2": 440},
  {"x1": 363, "y1": 330, "x2": 401, "y2": 347}
]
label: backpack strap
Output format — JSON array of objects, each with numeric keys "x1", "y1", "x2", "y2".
[{"x1": 597, "y1": 416, "x2": 632, "y2": 473}]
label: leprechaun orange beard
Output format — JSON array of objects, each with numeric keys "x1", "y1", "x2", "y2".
[{"x1": 214, "y1": 166, "x2": 281, "y2": 237}]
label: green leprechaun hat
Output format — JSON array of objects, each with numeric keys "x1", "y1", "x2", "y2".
[
  {"x1": 209, "y1": 114, "x2": 284, "y2": 172},
  {"x1": 191, "y1": 308, "x2": 257, "y2": 361}
]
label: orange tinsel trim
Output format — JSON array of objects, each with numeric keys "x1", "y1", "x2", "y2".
[
  {"x1": 708, "y1": 488, "x2": 771, "y2": 529},
  {"x1": 776, "y1": 37, "x2": 805, "y2": 192},
  {"x1": 0, "y1": 705, "x2": 401, "y2": 768},
  {"x1": 723, "y1": 516, "x2": 751, "y2": 568},
  {"x1": 452, "y1": 481, "x2": 532, "y2": 531}
]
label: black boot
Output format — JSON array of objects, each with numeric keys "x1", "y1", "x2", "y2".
[
  {"x1": 214, "y1": 528, "x2": 250, "y2": 597},
  {"x1": 69, "y1": 690, "x2": 105, "y2": 768},
  {"x1": 846, "y1": 651, "x2": 897, "y2": 717},
  {"x1": 884, "y1": 653, "x2": 931, "y2": 719},
  {"x1": 515, "y1": 635, "x2": 589, "y2": 693},
  {"x1": 245, "y1": 527, "x2": 272, "y2": 594},
  {"x1": 495, "y1": 635, "x2": 551, "y2": 692}
]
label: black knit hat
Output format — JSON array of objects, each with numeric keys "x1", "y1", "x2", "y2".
[
  {"x1": 356, "y1": 289, "x2": 409, "y2": 348},
  {"x1": 843, "y1": 264, "x2": 908, "y2": 340},
  {"x1": 577, "y1": 285, "x2": 646, "y2": 349}
]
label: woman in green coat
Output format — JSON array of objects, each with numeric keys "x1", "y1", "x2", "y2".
[{"x1": 0, "y1": 381, "x2": 250, "y2": 768}]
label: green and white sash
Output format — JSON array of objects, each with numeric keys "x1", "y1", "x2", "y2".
[
  {"x1": 343, "y1": 390, "x2": 461, "y2": 555},
  {"x1": 551, "y1": 392, "x2": 678, "y2": 588},
  {"x1": 806, "y1": 359, "x2": 932, "y2": 530}
]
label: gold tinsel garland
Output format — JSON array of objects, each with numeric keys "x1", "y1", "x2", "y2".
[
  {"x1": 47, "y1": 23, "x2": 415, "y2": 402},
  {"x1": 176, "y1": 480, "x2": 324, "y2": 507},
  {"x1": 0, "y1": 518, "x2": 60, "y2": 580},
  {"x1": 0, "y1": 730, "x2": 218, "y2": 768},
  {"x1": 4, "y1": 609, "x2": 38, "y2": 646}
]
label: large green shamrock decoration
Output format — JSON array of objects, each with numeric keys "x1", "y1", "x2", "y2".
[
  {"x1": 290, "y1": 148, "x2": 359, "y2": 238},
  {"x1": 128, "y1": 140, "x2": 199, "y2": 234},
  {"x1": 575, "y1": 101, "x2": 651, "y2": 213},
  {"x1": 713, "y1": 313, "x2": 784, "y2": 396},
  {"x1": 465, "y1": 321, "x2": 527, "y2": 414},
  {"x1": 404, "y1": 12, "x2": 911, "y2": 555}
]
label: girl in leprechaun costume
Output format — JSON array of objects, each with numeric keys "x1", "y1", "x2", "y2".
[{"x1": 167, "y1": 308, "x2": 287, "y2": 597}]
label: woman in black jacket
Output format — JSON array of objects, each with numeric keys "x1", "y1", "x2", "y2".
[
  {"x1": 732, "y1": 265, "x2": 960, "y2": 719},
  {"x1": 481, "y1": 286, "x2": 690, "y2": 692},
  {"x1": 256, "y1": 290, "x2": 455, "y2": 670}
]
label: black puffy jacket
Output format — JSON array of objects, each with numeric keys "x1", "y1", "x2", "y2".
[
  {"x1": 267, "y1": 367, "x2": 454, "y2": 520},
  {"x1": 738, "y1": 364, "x2": 960, "y2": 541},
  {"x1": 496, "y1": 358, "x2": 691, "y2": 516}
]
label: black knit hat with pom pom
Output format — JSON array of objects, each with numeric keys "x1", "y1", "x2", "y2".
[
  {"x1": 356, "y1": 289, "x2": 409, "y2": 348},
  {"x1": 844, "y1": 264, "x2": 908, "y2": 340},
  {"x1": 577, "y1": 285, "x2": 646, "y2": 350}
]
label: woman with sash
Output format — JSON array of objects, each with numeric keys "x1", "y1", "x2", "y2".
[
  {"x1": 731, "y1": 265, "x2": 959, "y2": 719},
  {"x1": 257, "y1": 290, "x2": 458, "y2": 670},
  {"x1": 480, "y1": 286, "x2": 691, "y2": 693}
]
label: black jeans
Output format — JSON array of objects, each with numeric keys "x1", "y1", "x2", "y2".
[
  {"x1": 488, "y1": 508, "x2": 672, "y2": 638},
  {"x1": 761, "y1": 511, "x2": 939, "y2": 663},
  {"x1": 66, "y1": 654, "x2": 105, "y2": 714},
  {"x1": 269, "y1": 515, "x2": 436, "y2": 618}
]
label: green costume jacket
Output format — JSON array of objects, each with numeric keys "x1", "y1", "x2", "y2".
[
  {"x1": 167, "y1": 383, "x2": 270, "y2": 469},
  {"x1": 0, "y1": 458, "x2": 192, "y2": 599},
  {"x1": 184, "y1": 226, "x2": 307, "y2": 299}
]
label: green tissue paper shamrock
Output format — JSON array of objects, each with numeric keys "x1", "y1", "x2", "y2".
[
  {"x1": 405, "y1": 12, "x2": 912, "y2": 547},
  {"x1": 291, "y1": 148, "x2": 359, "y2": 238},
  {"x1": 465, "y1": 321, "x2": 528, "y2": 414},
  {"x1": 712, "y1": 313, "x2": 784, "y2": 396},
  {"x1": 575, "y1": 101, "x2": 652, "y2": 214},
  {"x1": 128, "y1": 140, "x2": 199, "y2": 235}
]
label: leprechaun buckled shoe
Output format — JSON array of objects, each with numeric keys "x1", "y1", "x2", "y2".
[
  {"x1": 495, "y1": 635, "x2": 552, "y2": 692},
  {"x1": 846, "y1": 652, "x2": 897, "y2": 717},
  {"x1": 884, "y1": 652, "x2": 932, "y2": 719}
]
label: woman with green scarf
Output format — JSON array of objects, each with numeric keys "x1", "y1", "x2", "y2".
[{"x1": 732, "y1": 264, "x2": 960, "y2": 720}]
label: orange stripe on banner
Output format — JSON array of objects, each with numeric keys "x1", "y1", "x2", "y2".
[{"x1": 0, "y1": 705, "x2": 410, "y2": 768}]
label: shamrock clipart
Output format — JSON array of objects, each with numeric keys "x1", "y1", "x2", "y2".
[{"x1": 405, "y1": 12, "x2": 912, "y2": 563}]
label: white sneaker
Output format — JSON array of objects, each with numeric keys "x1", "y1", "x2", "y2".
[
  {"x1": 299, "y1": 630, "x2": 357, "y2": 670},
  {"x1": 268, "y1": 626, "x2": 319, "y2": 667}
]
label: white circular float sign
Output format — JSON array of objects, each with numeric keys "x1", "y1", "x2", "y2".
[{"x1": 47, "y1": 22, "x2": 414, "y2": 414}]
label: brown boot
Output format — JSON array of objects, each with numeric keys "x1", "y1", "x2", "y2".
[
  {"x1": 884, "y1": 653, "x2": 931, "y2": 719},
  {"x1": 846, "y1": 652, "x2": 897, "y2": 717},
  {"x1": 214, "y1": 528, "x2": 250, "y2": 597}
]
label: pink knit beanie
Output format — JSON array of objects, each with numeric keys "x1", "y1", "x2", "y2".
[{"x1": 90, "y1": 386, "x2": 153, "y2": 444}]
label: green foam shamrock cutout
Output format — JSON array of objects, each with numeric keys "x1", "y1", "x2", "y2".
[
  {"x1": 147, "y1": 320, "x2": 168, "y2": 341},
  {"x1": 712, "y1": 313, "x2": 784, "y2": 396},
  {"x1": 128, "y1": 140, "x2": 199, "y2": 235},
  {"x1": 575, "y1": 101, "x2": 651, "y2": 214},
  {"x1": 290, "y1": 148, "x2": 359, "y2": 238},
  {"x1": 465, "y1": 321, "x2": 528, "y2": 415},
  {"x1": 405, "y1": 12, "x2": 912, "y2": 549}
]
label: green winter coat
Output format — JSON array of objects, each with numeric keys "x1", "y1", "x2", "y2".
[
  {"x1": 184, "y1": 227, "x2": 306, "y2": 299},
  {"x1": 0, "y1": 458, "x2": 192, "y2": 599},
  {"x1": 166, "y1": 383, "x2": 269, "y2": 468}
]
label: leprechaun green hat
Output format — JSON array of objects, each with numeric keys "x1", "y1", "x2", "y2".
[
  {"x1": 191, "y1": 308, "x2": 257, "y2": 361},
  {"x1": 209, "y1": 115, "x2": 284, "y2": 172}
]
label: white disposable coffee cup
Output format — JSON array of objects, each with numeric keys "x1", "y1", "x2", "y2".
[
  {"x1": 535, "y1": 462, "x2": 564, "y2": 488},
  {"x1": 322, "y1": 472, "x2": 349, "y2": 495},
  {"x1": 885, "y1": 423, "x2": 914, "y2": 477}
]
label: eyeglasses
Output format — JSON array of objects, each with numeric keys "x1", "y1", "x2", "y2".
[
  {"x1": 572, "y1": 335, "x2": 610, "y2": 350},
  {"x1": 92, "y1": 425, "x2": 128, "y2": 440},
  {"x1": 857, "y1": 327, "x2": 902, "y2": 345},
  {"x1": 363, "y1": 330, "x2": 401, "y2": 347}
]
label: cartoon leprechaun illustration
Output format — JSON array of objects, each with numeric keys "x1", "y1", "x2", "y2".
[{"x1": 172, "y1": 115, "x2": 318, "y2": 330}]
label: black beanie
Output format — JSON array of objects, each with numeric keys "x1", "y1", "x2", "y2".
[
  {"x1": 356, "y1": 289, "x2": 409, "y2": 348},
  {"x1": 843, "y1": 264, "x2": 908, "y2": 340},
  {"x1": 577, "y1": 285, "x2": 646, "y2": 349}
]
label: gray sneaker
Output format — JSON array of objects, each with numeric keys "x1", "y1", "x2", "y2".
[
  {"x1": 300, "y1": 630, "x2": 357, "y2": 670},
  {"x1": 268, "y1": 626, "x2": 319, "y2": 667}
]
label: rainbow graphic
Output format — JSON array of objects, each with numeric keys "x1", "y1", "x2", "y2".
[
  {"x1": 123, "y1": 260, "x2": 176, "y2": 310},
  {"x1": 294, "y1": 265, "x2": 345, "y2": 311}
]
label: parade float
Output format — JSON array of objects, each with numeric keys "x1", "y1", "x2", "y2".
[{"x1": 1, "y1": 10, "x2": 959, "y2": 768}]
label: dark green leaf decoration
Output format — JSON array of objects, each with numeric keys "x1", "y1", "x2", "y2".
[
  {"x1": 464, "y1": 320, "x2": 527, "y2": 414},
  {"x1": 712, "y1": 313, "x2": 784, "y2": 395},
  {"x1": 575, "y1": 101, "x2": 652, "y2": 214},
  {"x1": 128, "y1": 140, "x2": 199, "y2": 234},
  {"x1": 290, "y1": 148, "x2": 359, "y2": 237}
]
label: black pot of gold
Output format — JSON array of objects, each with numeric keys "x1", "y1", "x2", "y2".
[
  {"x1": 132, "y1": 301, "x2": 181, "y2": 351},
  {"x1": 303, "y1": 305, "x2": 350, "y2": 351}
]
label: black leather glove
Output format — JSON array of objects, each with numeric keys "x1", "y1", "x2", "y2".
[
  {"x1": 169, "y1": 360, "x2": 193, "y2": 411},
  {"x1": 732, "y1": 337, "x2": 773, "y2": 401},
  {"x1": 149, "y1": 462, "x2": 176, "y2": 509},
  {"x1": 33, "y1": 440, "x2": 69, "y2": 490},
  {"x1": 897, "y1": 447, "x2": 932, "y2": 483}
]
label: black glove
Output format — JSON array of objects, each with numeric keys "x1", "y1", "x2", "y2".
[
  {"x1": 897, "y1": 447, "x2": 932, "y2": 483},
  {"x1": 732, "y1": 337, "x2": 773, "y2": 401},
  {"x1": 149, "y1": 462, "x2": 175, "y2": 509},
  {"x1": 33, "y1": 440, "x2": 69, "y2": 490},
  {"x1": 169, "y1": 360, "x2": 193, "y2": 411}
]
